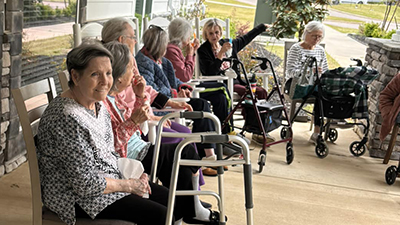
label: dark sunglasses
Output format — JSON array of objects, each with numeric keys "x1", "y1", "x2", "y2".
[{"x1": 149, "y1": 25, "x2": 164, "y2": 32}]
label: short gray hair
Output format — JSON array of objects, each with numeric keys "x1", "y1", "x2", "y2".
[
  {"x1": 66, "y1": 41, "x2": 113, "y2": 88},
  {"x1": 202, "y1": 18, "x2": 222, "y2": 41},
  {"x1": 301, "y1": 21, "x2": 325, "y2": 41},
  {"x1": 103, "y1": 41, "x2": 131, "y2": 92},
  {"x1": 168, "y1": 18, "x2": 192, "y2": 47},
  {"x1": 142, "y1": 25, "x2": 168, "y2": 61},
  {"x1": 102, "y1": 17, "x2": 135, "y2": 43}
]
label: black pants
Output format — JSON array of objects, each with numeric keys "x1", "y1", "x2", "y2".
[
  {"x1": 188, "y1": 98, "x2": 216, "y2": 157},
  {"x1": 198, "y1": 82, "x2": 233, "y2": 134},
  {"x1": 313, "y1": 93, "x2": 322, "y2": 127},
  {"x1": 76, "y1": 183, "x2": 171, "y2": 225},
  {"x1": 141, "y1": 144, "x2": 200, "y2": 218}
]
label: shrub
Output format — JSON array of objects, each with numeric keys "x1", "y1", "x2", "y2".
[
  {"x1": 62, "y1": 2, "x2": 76, "y2": 17},
  {"x1": 359, "y1": 21, "x2": 395, "y2": 39},
  {"x1": 362, "y1": 22, "x2": 380, "y2": 37},
  {"x1": 383, "y1": 29, "x2": 396, "y2": 39}
]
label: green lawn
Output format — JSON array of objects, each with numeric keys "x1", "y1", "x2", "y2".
[
  {"x1": 325, "y1": 16, "x2": 364, "y2": 23},
  {"x1": 23, "y1": 35, "x2": 72, "y2": 56},
  {"x1": 325, "y1": 24, "x2": 360, "y2": 34},
  {"x1": 205, "y1": 1, "x2": 256, "y2": 27},
  {"x1": 330, "y1": 4, "x2": 400, "y2": 20},
  {"x1": 205, "y1": 0, "x2": 254, "y2": 7}
]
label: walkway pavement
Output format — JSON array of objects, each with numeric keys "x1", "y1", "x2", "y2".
[
  {"x1": 323, "y1": 24, "x2": 367, "y2": 67},
  {"x1": 326, "y1": 8, "x2": 397, "y2": 30}
]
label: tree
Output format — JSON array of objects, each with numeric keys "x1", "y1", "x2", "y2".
[
  {"x1": 381, "y1": 0, "x2": 399, "y2": 32},
  {"x1": 268, "y1": 0, "x2": 330, "y2": 40}
]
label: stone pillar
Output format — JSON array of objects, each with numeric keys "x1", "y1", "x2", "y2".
[
  {"x1": 0, "y1": 0, "x2": 6, "y2": 177},
  {"x1": 363, "y1": 38, "x2": 400, "y2": 159},
  {"x1": 0, "y1": 0, "x2": 25, "y2": 177}
]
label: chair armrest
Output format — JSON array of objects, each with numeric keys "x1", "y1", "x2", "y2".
[
  {"x1": 192, "y1": 75, "x2": 229, "y2": 82},
  {"x1": 172, "y1": 98, "x2": 190, "y2": 102}
]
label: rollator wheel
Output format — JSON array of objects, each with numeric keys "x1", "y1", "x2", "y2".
[
  {"x1": 258, "y1": 154, "x2": 266, "y2": 173},
  {"x1": 315, "y1": 142, "x2": 329, "y2": 158},
  {"x1": 385, "y1": 166, "x2": 397, "y2": 185},
  {"x1": 328, "y1": 128, "x2": 338, "y2": 142},
  {"x1": 349, "y1": 141, "x2": 366, "y2": 157},
  {"x1": 280, "y1": 127, "x2": 287, "y2": 139},
  {"x1": 286, "y1": 142, "x2": 294, "y2": 165}
]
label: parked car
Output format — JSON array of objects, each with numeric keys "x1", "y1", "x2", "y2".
[
  {"x1": 332, "y1": 0, "x2": 394, "y2": 4},
  {"x1": 337, "y1": 0, "x2": 368, "y2": 4}
]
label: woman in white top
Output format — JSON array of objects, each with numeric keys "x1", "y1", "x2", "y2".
[{"x1": 285, "y1": 21, "x2": 328, "y2": 143}]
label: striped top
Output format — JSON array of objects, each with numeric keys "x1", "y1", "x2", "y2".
[{"x1": 285, "y1": 42, "x2": 328, "y2": 80}]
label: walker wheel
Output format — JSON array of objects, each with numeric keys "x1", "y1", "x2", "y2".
[
  {"x1": 315, "y1": 142, "x2": 329, "y2": 158},
  {"x1": 286, "y1": 142, "x2": 294, "y2": 165},
  {"x1": 258, "y1": 154, "x2": 266, "y2": 173},
  {"x1": 280, "y1": 127, "x2": 287, "y2": 139},
  {"x1": 349, "y1": 141, "x2": 366, "y2": 157},
  {"x1": 328, "y1": 128, "x2": 338, "y2": 142},
  {"x1": 385, "y1": 166, "x2": 398, "y2": 185},
  {"x1": 280, "y1": 127, "x2": 292, "y2": 139}
]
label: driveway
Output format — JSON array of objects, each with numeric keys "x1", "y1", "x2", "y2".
[{"x1": 42, "y1": 1, "x2": 67, "y2": 9}]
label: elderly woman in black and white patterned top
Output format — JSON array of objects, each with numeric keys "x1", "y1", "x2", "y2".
[
  {"x1": 285, "y1": 21, "x2": 329, "y2": 143},
  {"x1": 35, "y1": 42, "x2": 198, "y2": 225}
]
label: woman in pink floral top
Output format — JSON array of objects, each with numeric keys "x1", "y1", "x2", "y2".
[{"x1": 103, "y1": 41, "x2": 225, "y2": 224}]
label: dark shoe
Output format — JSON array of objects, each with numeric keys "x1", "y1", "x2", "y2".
[
  {"x1": 201, "y1": 200, "x2": 212, "y2": 209},
  {"x1": 202, "y1": 167, "x2": 217, "y2": 176},
  {"x1": 211, "y1": 166, "x2": 228, "y2": 171},
  {"x1": 222, "y1": 145, "x2": 241, "y2": 157},
  {"x1": 183, "y1": 209, "x2": 228, "y2": 225}
]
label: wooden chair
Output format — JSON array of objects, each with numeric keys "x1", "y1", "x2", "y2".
[
  {"x1": 58, "y1": 70, "x2": 69, "y2": 92},
  {"x1": 383, "y1": 123, "x2": 400, "y2": 164},
  {"x1": 73, "y1": 0, "x2": 140, "y2": 54},
  {"x1": 11, "y1": 77, "x2": 135, "y2": 225}
]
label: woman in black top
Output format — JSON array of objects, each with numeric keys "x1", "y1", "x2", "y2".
[{"x1": 197, "y1": 19, "x2": 271, "y2": 100}]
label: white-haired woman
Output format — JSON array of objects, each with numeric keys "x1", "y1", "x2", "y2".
[
  {"x1": 165, "y1": 17, "x2": 200, "y2": 82},
  {"x1": 285, "y1": 21, "x2": 329, "y2": 143}
]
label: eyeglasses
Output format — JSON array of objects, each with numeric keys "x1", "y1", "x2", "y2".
[
  {"x1": 311, "y1": 34, "x2": 323, "y2": 40},
  {"x1": 123, "y1": 35, "x2": 136, "y2": 41}
]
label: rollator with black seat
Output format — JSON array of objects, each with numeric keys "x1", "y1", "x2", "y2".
[
  {"x1": 286, "y1": 56, "x2": 378, "y2": 158},
  {"x1": 221, "y1": 56, "x2": 294, "y2": 173}
]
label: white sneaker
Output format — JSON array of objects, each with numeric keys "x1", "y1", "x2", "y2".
[
  {"x1": 309, "y1": 133, "x2": 318, "y2": 144},
  {"x1": 202, "y1": 155, "x2": 217, "y2": 161}
]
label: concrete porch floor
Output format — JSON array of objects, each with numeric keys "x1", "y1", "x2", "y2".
[{"x1": 1, "y1": 121, "x2": 400, "y2": 224}]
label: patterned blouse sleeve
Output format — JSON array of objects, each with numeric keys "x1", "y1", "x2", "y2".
[{"x1": 53, "y1": 117, "x2": 107, "y2": 198}]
